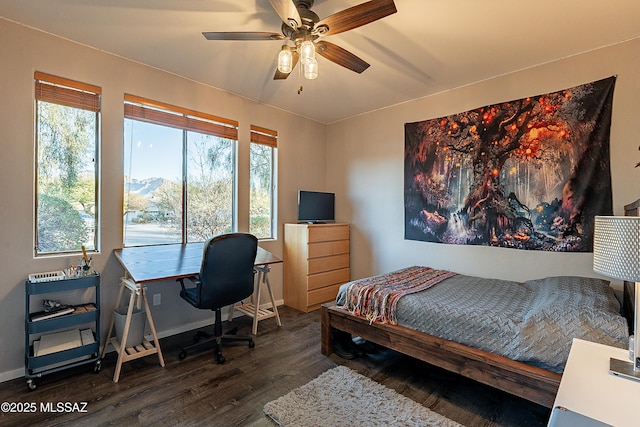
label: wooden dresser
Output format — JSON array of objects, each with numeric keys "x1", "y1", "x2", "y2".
[
  {"x1": 623, "y1": 199, "x2": 640, "y2": 332},
  {"x1": 284, "y1": 223, "x2": 350, "y2": 312}
]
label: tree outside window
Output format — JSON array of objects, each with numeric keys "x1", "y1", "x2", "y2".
[
  {"x1": 250, "y1": 126, "x2": 277, "y2": 239},
  {"x1": 123, "y1": 95, "x2": 238, "y2": 246},
  {"x1": 35, "y1": 73, "x2": 99, "y2": 256}
]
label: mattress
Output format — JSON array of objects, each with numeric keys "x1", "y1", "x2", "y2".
[{"x1": 337, "y1": 269, "x2": 629, "y2": 373}]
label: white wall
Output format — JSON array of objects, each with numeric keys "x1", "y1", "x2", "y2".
[
  {"x1": 327, "y1": 38, "x2": 640, "y2": 285},
  {"x1": 0, "y1": 19, "x2": 326, "y2": 380}
]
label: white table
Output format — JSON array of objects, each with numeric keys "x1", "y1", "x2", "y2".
[{"x1": 550, "y1": 338, "x2": 640, "y2": 427}]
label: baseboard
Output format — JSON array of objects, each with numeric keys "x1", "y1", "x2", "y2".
[
  {"x1": 0, "y1": 368, "x2": 24, "y2": 384},
  {"x1": 0, "y1": 299, "x2": 284, "y2": 383}
]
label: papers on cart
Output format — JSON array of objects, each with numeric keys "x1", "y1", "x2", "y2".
[{"x1": 34, "y1": 328, "x2": 95, "y2": 356}]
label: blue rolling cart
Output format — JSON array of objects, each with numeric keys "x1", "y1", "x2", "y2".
[{"x1": 24, "y1": 273, "x2": 101, "y2": 390}]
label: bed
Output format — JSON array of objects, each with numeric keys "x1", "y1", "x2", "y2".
[{"x1": 320, "y1": 266, "x2": 629, "y2": 408}]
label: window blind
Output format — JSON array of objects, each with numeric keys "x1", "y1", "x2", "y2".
[
  {"x1": 34, "y1": 71, "x2": 101, "y2": 112},
  {"x1": 250, "y1": 125, "x2": 278, "y2": 148},
  {"x1": 124, "y1": 94, "x2": 238, "y2": 140}
]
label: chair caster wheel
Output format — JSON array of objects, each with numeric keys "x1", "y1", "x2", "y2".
[
  {"x1": 216, "y1": 354, "x2": 225, "y2": 364},
  {"x1": 248, "y1": 339, "x2": 255, "y2": 348},
  {"x1": 27, "y1": 379, "x2": 37, "y2": 391},
  {"x1": 93, "y1": 360, "x2": 102, "y2": 373},
  {"x1": 178, "y1": 350, "x2": 187, "y2": 360}
]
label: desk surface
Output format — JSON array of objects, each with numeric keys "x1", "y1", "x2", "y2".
[
  {"x1": 551, "y1": 338, "x2": 640, "y2": 427},
  {"x1": 114, "y1": 243, "x2": 282, "y2": 284}
]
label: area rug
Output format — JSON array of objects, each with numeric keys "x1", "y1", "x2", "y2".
[{"x1": 263, "y1": 366, "x2": 463, "y2": 426}]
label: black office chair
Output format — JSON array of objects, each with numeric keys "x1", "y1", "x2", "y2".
[{"x1": 177, "y1": 233, "x2": 258, "y2": 363}]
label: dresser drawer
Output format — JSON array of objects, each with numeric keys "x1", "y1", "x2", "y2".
[
  {"x1": 308, "y1": 268, "x2": 350, "y2": 291},
  {"x1": 308, "y1": 240, "x2": 349, "y2": 258},
  {"x1": 284, "y1": 223, "x2": 351, "y2": 312},
  {"x1": 308, "y1": 253, "x2": 349, "y2": 275},
  {"x1": 308, "y1": 282, "x2": 343, "y2": 308},
  {"x1": 308, "y1": 225, "x2": 349, "y2": 243}
]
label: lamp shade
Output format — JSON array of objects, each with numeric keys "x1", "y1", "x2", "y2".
[
  {"x1": 593, "y1": 216, "x2": 640, "y2": 282},
  {"x1": 277, "y1": 46, "x2": 293, "y2": 74},
  {"x1": 304, "y1": 58, "x2": 318, "y2": 80},
  {"x1": 300, "y1": 41, "x2": 315, "y2": 65}
]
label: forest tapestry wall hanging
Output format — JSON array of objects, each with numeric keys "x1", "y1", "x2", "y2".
[{"x1": 404, "y1": 76, "x2": 615, "y2": 252}]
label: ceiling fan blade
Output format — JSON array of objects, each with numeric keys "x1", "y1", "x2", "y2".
[
  {"x1": 273, "y1": 52, "x2": 299, "y2": 80},
  {"x1": 202, "y1": 32, "x2": 284, "y2": 41},
  {"x1": 316, "y1": 41, "x2": 370, "y2": 74},
  {"x1": 269, "y1": 0, "x2": 302, "y2": 29},
  {"x1": 314, "y1": 0, "x2": 397, "y2": 37}
]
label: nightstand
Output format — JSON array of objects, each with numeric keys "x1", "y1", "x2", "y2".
[{"x1": 549, "y1": 338, "x2": 640, "y2": 427}]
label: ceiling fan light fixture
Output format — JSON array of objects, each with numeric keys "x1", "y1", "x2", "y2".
[
  {"x1": 300, "y1": 40, "x2": 316, "y2": 65},
  {"x1": 202, "y1": 0, "x2": 398, "y2": 84},
  {"x1": 277, "y1": 45, "x2": 293, "y2": 74},
  {"x1": 304, "y1": 57, "x2": 318, "y2": 80}
]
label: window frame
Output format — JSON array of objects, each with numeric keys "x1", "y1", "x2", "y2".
[
  {"x1": 34, "y1": 72, "x2": 101, "y2": 257},
  {"x1": 123, "y1": 94, "x2": 239, "y2": 246},
  {"x1": 249, "y1": 125, "x2": 278, "y2": 240}
]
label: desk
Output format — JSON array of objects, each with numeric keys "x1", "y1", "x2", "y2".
[
  {"x1": 549, "y1": 338, "x2": 640, "y2": 427},
  {"x1": 102, "y1": 243, "x2": 282, "y2": 382},
  {"x1": 113, "y1": 243, "x2": 281, "y2": 283}
]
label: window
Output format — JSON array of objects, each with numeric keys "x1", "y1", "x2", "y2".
[
  {"x1": 249, "y1": 125, "x2": 277, "y2": 239},
  {"x1": 123, "y1": 95, "x2": 238, "y2": 246},
  {"x1": 34, "y1": 72, "x2": 100, "y2": 256}
]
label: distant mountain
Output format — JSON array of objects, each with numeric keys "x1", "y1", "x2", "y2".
[{"x1": 125, "y1": 177, "x2": 166, "y2": 197}]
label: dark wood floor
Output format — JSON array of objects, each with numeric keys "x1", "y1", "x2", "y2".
[{"x1": 0, "y1": 306, "x2": 551, "y2": 426}]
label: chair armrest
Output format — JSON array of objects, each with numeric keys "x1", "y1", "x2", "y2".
[{"x1": 176, "y1": 276, "x2": 200, "y2": 291}]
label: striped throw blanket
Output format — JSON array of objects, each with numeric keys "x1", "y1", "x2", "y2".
[{"x1": 340, "y1": 266, "x2": 457, "y2": 325}]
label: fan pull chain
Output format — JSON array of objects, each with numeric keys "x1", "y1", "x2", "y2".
[{"x1": 297, "y1": 59, "x2": 303, "y2": 94}]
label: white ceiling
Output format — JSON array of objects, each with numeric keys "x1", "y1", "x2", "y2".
[{"x1": 2, "y1": 0, "x2": 640, "y2": 124}]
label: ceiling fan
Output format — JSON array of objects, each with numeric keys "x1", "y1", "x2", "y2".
[{"x1": 202, "y1": 0, "x2": 397, "y2": 81}]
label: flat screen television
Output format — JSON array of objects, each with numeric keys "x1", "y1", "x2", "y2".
[{"x1": 297, "y1": 190, "x2": 335, "y2": 223}]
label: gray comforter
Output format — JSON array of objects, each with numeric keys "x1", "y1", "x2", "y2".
[{"x1": 337, "y1": 272, "x2": 629, "y2": 373}]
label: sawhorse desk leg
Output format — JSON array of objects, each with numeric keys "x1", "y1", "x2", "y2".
[
  {"x1": 101, "y1": 277, "x2": 165, "y2": 383},
  {"x1": 230, "y1": 265, "x2": 282, "y2": 335}
]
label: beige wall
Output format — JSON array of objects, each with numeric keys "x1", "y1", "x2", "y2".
[
  {"x1": 0, "y1": 19, "x2": 326, "y2": 380},
  {"x1": 2, "y1": 16, "x2": 638, "y2": 381},
  {"x1": 327, "y1": 38, "x2": 640, "y2": 284}
]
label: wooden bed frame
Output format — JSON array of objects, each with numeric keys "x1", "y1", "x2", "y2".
[{"x1": 320, "y1": 302, "x2": 561, "y2": 408}]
